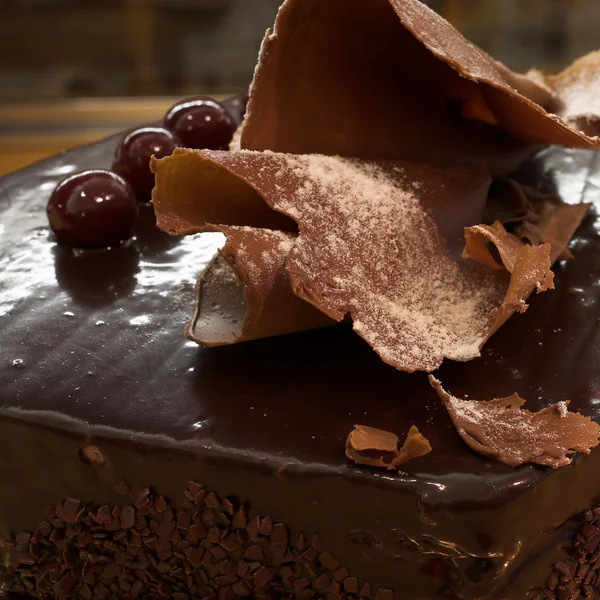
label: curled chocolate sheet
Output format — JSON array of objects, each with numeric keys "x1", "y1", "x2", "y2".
[
  {"x1": 345, "y1": 424, "x2": 432, "y2": 470},
  {"x1": 549, "y1": 51, "x2": 600, "y2": 137},
  {"x1": 153, "y1": 149, "x2": 570, "y2": 372},
  {"x1": 242, "y1": 0, "x2": 599, "y2": 176},
  {"x1": 150, "y1": 150, "x2": 295, "y2": 235},
  {"x1": 187, "y1": 226, "x2": 333, "y2": 346},
  {"x1": 429, "y1": 377, "x2": 600, "y2": 469}
]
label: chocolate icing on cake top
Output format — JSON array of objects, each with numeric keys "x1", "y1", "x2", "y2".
[{"x1": 1, "y1": 116, "x2": 600, "y2": 506}]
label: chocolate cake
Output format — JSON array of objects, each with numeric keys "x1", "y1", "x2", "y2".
[{"x1": 3, "y1": 1, "x2": 600, "y2": 599}]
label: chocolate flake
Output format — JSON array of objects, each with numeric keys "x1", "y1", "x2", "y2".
[
  {"x1": 430, "y1": 376, "x2": 600, "y2": 468},
  {"x1": 346, "y1": 424, "x2": 431, "y2": 470},
  {"x1": 0, "y1": 480, "x2": 394, "y2": 600}
]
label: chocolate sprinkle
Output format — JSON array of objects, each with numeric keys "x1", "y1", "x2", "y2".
[
  {"x1": 0, "y1": 480, "x2": 393, "y2": 599},
  {"x1": 533, "y1": 502, "x2": 600, "y2": 599}
]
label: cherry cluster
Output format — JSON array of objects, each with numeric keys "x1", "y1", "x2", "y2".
[{"x1": 47, "y1": 97, "x2": 240, "y2": 249}]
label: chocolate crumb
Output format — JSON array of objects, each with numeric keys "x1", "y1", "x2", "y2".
[
  {"x1": 346, "y1": 424, "x2": 432, "y2": 470},
  {"x1": 430, "y1": 376, "x2": 600, "y2": 468},
  {"x1": 78, "y1": 444, "x2": 105, "y2": 467}
]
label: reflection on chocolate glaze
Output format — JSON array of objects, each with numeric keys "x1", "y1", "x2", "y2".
[{"x1": 53, "y1": 244, "x2": 139, "y2": 308}]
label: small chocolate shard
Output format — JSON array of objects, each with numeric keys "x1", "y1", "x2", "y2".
[
  {"x1": 346, "y1": 424, "x2": 431, "y2": 470},
  {"x1": 429, "y1": 376, "x2": 600, "y2": 469},
  {"x1": 463, "y1": 224, "x2": 555, "y2": 336}
]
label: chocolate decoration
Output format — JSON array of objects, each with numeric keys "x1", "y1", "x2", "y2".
[
  {"x1": 468, "y1": 187, "x2": 590, "y2": 267},
  {"x1": 154, "y1": 149, "x2": 574, "y2": 373},
  {"x1": 187, "y1": 225, "x2": 332, "y2": 346},
  {"x1": 150, "y1": 149, "x2": 295, "y2": 235},
  {"x1": 346, "y1": 425, "x2": 431, "y2": 470},
  {"x1": 430, "y1": 377, "x2": 600, "y2": 468},
  {"x1": 550, "y1": 51, "x2": 600, "y2": 137},
  {"x1": 3, "y1": 119, "x2": 600, "y2": 598},
  {"x1": 242, "y1": 0, "x2": 600, "y2": 177}
]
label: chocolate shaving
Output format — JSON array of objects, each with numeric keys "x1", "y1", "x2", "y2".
[
  {"x1": 242, "y1": 0, "x2": 600, "y2": 178},
  {"x1": 549, "y1": 51, "x2": 600, "y2": 137},
  {"x1": 154, "y1": 149, "x2": 572, "y2": 372},
  {"x1": 346, "y1": 424, "x2": 432, "y2": 470},
  {"x1": 429, "y1": 376, "x2": 600, "y2": 469},
  {"x1": 187, "y1": 225, "x2": 332, "y2": 346},
  {"x1": 484, "y1": 179, "x2": 591, "y2": 263}
]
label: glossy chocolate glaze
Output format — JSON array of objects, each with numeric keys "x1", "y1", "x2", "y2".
[{"x1": 2, "y1": 97, "x2": 600, "y2": 596}]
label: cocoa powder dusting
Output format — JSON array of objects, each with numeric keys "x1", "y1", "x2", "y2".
[{"x1": 430, "y1": 376, "x2": 600, "y2": 468}]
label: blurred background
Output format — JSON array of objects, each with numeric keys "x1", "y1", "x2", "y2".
[{"x1": 1, "y1": 0, "x2": 599, "y2": 175}]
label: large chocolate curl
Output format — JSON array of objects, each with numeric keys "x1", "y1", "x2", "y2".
[
  {"x1": 242, "y1": 0, "x2": 600, "y2": 176},
  {"x1": 153, "y1": 149, "x2": 581, "y2": 372}
]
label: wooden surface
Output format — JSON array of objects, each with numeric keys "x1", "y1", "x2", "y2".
[{"x1": 0, "y1": 97, "x2": 184, "y2": 175}]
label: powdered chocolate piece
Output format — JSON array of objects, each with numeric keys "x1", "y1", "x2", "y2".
[
  {"x1": 429, "y1": 376, "x2": 600, "y2": 468},
  {"x1": 187, "y1": 225, "x2": 332, "y2": 346},
  {"x1": 154, "y1": 149, "x2": 570, "y2": 372},
  {"x1": 549, "y1": 51, "x2": 600, "y2": 137},
  {"x1": 346, "y1": 425, "x2": 431, "y2": 469},
  {"x1": 242, "y1": 0, "x2": 599, "y2": 177}
]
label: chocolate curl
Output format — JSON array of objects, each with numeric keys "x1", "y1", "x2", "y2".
[
  {"x1": 151, "y1": 150, "x2": 295, "y2": 235},
  {"x1": 187, "y1": 226, "x2": 333, "y2": 347},
  {"x1": 549, "y1": 51, "x2": 600, "y2": 137},
  {"x1": 483, "y1": 179, "x2": 591, "y2": 262},
  {"x1": 153, "y1": 149, "x2": 562, "y2": 372},
  {"x1": 463, "y1": 222, "x2": 555, "y2": 336},
  {"x1": 464, "y1": 183, "x2": 590, "y2": 336},
  {"x1": 345, "y1": 425, "x2": 432, "y2": 470},
  {"x1": 429, "y1": 376, "x2": 600, "y2": 469},
  {"x1": 242, "y1": 0, "x2": 599, "y2": 176},
  {"x1": 512, "y1": 191, "x2": 591, "y2": 263}
]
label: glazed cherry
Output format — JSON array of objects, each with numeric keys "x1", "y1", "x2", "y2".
[
  {"x1": 113, "y1": 127, "x2": 180, "y2": 201},
  {"x1": 163, "y1": 97, "x2": 237, "y2": 150},
  {"x1": 47, "y1": 170, "x2": 138, "y2": 249}
]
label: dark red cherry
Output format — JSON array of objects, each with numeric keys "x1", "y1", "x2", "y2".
[
  {"x1": 163, "y1": 97, "x2": 236, "y2": 150},
  {"x1": 47, "y1": 170, "x2": 138, "y2": 249},
  {"x1": 113, "y1": 127, "x2": 180, "y2": 202}
]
